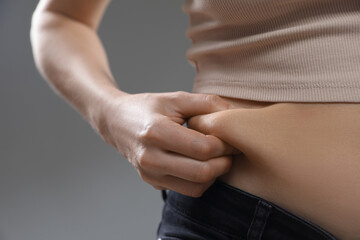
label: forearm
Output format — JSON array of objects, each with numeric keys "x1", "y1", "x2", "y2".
[{"x1": 30, "y1": 8, "x2": 127, "y2": 129}]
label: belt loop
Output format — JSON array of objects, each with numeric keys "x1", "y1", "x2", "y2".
[
  {"x1": 161, "y1": 189, "x2": 167, "y2": 202},
  {"x1": 247, "y1": 200, "x2": 273, "y2": 240}
]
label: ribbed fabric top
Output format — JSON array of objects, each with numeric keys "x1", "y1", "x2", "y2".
[{"x1": 182, "y1": 0, "x2": 360, "y2": 102}]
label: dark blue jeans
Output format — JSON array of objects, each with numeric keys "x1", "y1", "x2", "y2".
[{"x1": 157, "y1": 180, "x2": 339, "y2": 240}]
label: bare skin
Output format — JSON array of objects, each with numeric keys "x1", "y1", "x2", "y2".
[
  {"x1": 188, "y1": 97, "x2": 360, "y2": 240},
  {"x1": 30, "y1": 0, "x2": 360, "y2": 239},
  {"x1": 30, "y1": 0, "x2": 240, "y2": 197}
]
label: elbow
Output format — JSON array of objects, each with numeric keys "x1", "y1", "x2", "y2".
[
  {"x1": 29, "y1": 8, "x2": 64, "y2": 76},
  {"x1": 29, "y1": 9, "x2": 48, "y2": 77},
  {"x1": 30, "y1": 8, "x2": 59, "y2": 42},
  {"x1": 30, "y1": 3, "x2": 49, "y2": 40},
  {"x1": 30, "y1": 10, "x2": 44, "y2": 77}
]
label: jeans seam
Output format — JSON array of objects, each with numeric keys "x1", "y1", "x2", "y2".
[
  {"x1": 247, "y1": 200, "x2": 272, "y2": 240},
  {"x1": 166, "y1": 202, "x2": 245, "y2": 240}
]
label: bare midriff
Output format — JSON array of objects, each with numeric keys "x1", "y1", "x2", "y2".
[{"x1": 214, "y1": 96, "x2": 360, "y2": 240}]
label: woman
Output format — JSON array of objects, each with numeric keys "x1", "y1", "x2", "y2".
[{"x1": 30, "y1": 0, "x2": 360, "y2": 239}]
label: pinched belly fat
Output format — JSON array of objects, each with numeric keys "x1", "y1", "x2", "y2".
[{"x1": 189, "y1": 102, "x2": 360, "y2": 239}]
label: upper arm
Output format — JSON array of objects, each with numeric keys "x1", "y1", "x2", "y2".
[{"x1": 32, "y1": 0, "x2": 111, "y2": 30}]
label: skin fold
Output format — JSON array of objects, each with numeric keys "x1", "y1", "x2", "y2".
[{"x1": 187, "y1": 102, "x2": 360, "y2": 239}]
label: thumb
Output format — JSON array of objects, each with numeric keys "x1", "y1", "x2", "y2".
[
  {"x1": 186, "y1": 113, "x2": 243, "y2": 156},
  {"x1": 173, "y1": 91, "x2": 231, "y2": 118}
]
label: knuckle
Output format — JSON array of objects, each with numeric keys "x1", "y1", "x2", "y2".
[
  {"x1": 137, "y1": 148, "x2": 152, "y2": 168},
  {"x1": 139, "y1": 122, "x2": 160, "y2": 142},
  {"x1": 196, "y1": 141, "x2": 213, "y2": 159},
  {"x1": 205, "y1": 94, "x2": 221, "y2": 106},
  {"x1": 195, "y1": 162, "x2": 213, "y2": 183},
  {"x1": 169, "y1": 91, "x2": 188, "y2": 103},
  {"x1": 200, "y1": 162, "x2": 214, "y2": 182},
  {"x1": 175, "y1": 90, "x2": 188, "y2": 97}
]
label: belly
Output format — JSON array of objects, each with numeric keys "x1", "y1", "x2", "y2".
[{"x1": 215, "y1": 96, "x2": 360, "y2": 240}]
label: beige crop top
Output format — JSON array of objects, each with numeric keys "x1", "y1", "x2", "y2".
[{"x1": 182, "y1": 0, "x2": 360, "y2": 102}]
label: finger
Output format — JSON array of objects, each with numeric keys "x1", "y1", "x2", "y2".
[
  {"x1": 186, "y1": 109, "x2": 247, "y2": 136},
  {"x1": 186, "y1": 114, "x2": 243, "y2": 155},
  {"x1": 136, "y1": 168, "x2": 167, "y2": 191},
  {"x1": 143, "y1": 149, "x2": 233, "y2": 184},
  {"x1": 187, "y1": 110, "x2": 251, "y2": 154},
  {"x1": 140, "y1": 169, "x2": 215, "y2": 198},
  {"x1": 158, "y1": 120, "x2": 237, "y2": 160},
  {"x1": 170, "y1": 91, "x2": 231, "y2": 117},
  {"x1": 187, "y1": 113, "x2": 218, "y2": 136}
]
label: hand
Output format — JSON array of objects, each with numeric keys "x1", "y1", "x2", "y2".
[
  {"x1": 92, "y1": 91, "x2": 240, "y2": 197},
  {"x1": 187, "y1": 108, "x2": 251, "y2": 152}
]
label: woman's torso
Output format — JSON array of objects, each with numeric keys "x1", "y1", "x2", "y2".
[
  {"x1": 215, "y1": 96, "x2": 360, "y2": 240},
  {"x1": 182, "y1": 0, "x2": 360, "y2": 238}
]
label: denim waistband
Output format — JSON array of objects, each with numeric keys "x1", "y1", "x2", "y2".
[{"x1": 161, "y1": 180, "x2": 339, "y2": 240}]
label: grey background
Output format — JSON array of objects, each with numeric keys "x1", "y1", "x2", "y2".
[{"x1": 0, "y1": 1, "x2": 194, "y2": 239}]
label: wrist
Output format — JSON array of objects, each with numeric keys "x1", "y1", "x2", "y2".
[{"x1": 86, "y1": 84, "x2": 130, "y2": 134}]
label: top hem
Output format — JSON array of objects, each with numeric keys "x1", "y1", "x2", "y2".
[{"x1": 192, "y1": 81, "x2": 360, "y2": 103}]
